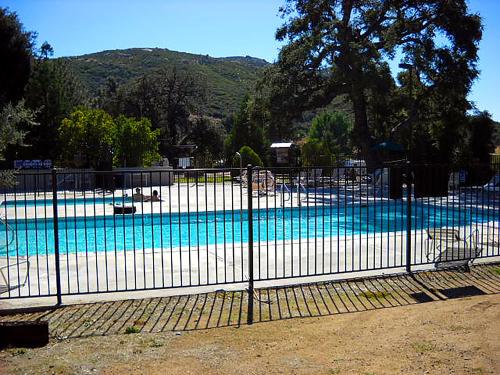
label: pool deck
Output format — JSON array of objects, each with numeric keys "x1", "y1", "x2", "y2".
[
  {"x1": 1, "y1": 182, "x2": 498, "y2": 309},
  {"x1": 1, "y1": 225, "x2": 499, "y2": 310},
  {"x1": 2, "y1": 183, "x2": 299, "y2": 220},
  {"x1": 1, "y1": 182, "x2": 496, "y2": 220}
]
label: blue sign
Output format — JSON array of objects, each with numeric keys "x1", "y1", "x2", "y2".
[{"x1": 14, "y1": 159, "x2": 52, "y2": 169}]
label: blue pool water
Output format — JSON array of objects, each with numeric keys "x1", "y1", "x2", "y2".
[
  {"x1": 0, "y1": 201, "x2": 497, "y2": 256},
  {"x1": 1, "y1": 196, "x2": 132, "y2": 208}
]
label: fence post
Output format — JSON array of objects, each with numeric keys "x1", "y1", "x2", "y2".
[
  {"x1": 51, "y1": 168, "x2": 63, "y2": 305},
  {"x1": 405, "y1": 161, "x2": 412, "y2": 273},
  {"x1": 246, "y1": 164, "x2": 254, "y2": 325}
]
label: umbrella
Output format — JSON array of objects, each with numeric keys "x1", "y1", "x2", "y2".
[{"x1": 372, "y1": 141, "x2": 405, "y2": 152}]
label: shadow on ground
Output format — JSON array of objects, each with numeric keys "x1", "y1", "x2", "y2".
[{"x1": 1, "y1": 264, "x2": 499, "y2": 340}]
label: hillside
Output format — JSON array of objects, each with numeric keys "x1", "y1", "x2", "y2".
[
  {"x1": 60, "y1": 48, "x2": 269, "y2": 118},
  {"x1": 493, "y1": 121, "x2": 500, "y2": 147}
]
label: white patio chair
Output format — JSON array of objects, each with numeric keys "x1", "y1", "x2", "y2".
[
  {"x1": 0, "y1": 258, "x2": 30, "y2": 294},
  {"x1": 252, "y1": 170, "x2": 275, "y2": 196},
  {"x1": 425, "y1": 228, "x2": 481, "y2": 270},
  {"x1": 477, "y1": 222, "x2": 499, "y2": 249},
  {"x1": 295, "y1": 169, "x2": 323, "y2": 187},
  {"x1": 0, "y1": 218, "x2": 30, "y2": 294},
  {"x1": 241, "y1": 169, "x2": 276, "y2": 196}
]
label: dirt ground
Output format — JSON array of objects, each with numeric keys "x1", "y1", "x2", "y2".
[{"x1": 1, "y1": 268, "x2": 499, "y2": 375}]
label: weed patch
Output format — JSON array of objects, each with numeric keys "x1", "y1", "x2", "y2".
[
  {"x1": 125, "y1": 326, "x2": 140, "y2": 334},
  {"x1": 361, "y1": 290, "x2": 391, "y2": 300},
  {"x1": 411, "y1": 341, "x2": 435, "y2": 354}
]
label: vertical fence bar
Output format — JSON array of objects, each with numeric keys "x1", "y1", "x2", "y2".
[
  {"x1": 405, "y1": 161, "x2": 412, "y2": 273},
  {"x1": 51, "y1": 168, "x2": 62, "y2": 305},
  {"x1": 246, "y1": 164, "x2": 254, "y2": 325}
]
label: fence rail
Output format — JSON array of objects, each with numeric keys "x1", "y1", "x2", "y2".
[{"x1": 1, "y1": 163, "x2": 499, "y2": 320}]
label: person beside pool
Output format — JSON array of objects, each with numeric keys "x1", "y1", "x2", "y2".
[
  {"x1": 132, "y1": 188, "x2": 145, "y2": 202},
  {"x1": 144, "y1": 190, "x2": 161, "y2": 202}
]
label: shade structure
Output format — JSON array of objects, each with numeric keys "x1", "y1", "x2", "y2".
[{"x1": 372, "y1": 141, "x2": 405, "y2": 152}]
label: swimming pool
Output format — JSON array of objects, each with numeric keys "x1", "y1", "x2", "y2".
[
  {"x1": 1, "y1": 196, "x2": 132, "y2": 208},
  {"x1": 1, "y1": 201, "x2": 497, "y2": 256}
]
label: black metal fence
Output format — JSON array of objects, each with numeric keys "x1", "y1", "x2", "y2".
[{"x1": 1, "y1": 163, "x2": 499, "y2": 319}]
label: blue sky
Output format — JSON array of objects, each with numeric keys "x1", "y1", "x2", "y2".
[{"x1": 2, "y1": 0, "x2": 499, "y2": 121}]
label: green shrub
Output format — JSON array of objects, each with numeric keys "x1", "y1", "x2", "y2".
[
  {"x1": 112, "y1": 115, "x2": 160, "y2": 167},
  {"x1": 59, "y1": 108, "x2": 161, "y2": 168},
  {"x1": 300, "y1": 140, "x2": 333, "y2": 166},
  {"x1": 302, "y1": 111, "x2": 352, "y2": 165},
  {"x1": 237, "y1": 145, "x2": 263, "y2": 167}
]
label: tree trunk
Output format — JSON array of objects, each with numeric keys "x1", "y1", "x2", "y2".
[{"x1": 350, "y1": 85, "x2": 379, "y2": 171}]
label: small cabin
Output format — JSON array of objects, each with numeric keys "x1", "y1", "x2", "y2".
[{"x1": 270, "y1": 142, "x2": 298, "y2": 166}]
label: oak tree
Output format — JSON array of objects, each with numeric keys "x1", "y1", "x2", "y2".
[{"x1": 272, "y1": 0, "x2": 482, "y2": 167}]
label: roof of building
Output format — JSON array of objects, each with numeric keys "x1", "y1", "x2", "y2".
[{"x1": 270, "y1": 142, "x2": 293, "y2": 148}]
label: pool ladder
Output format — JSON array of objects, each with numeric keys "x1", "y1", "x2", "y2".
[
  {"x1": 279, "y1": 182, "x2": 292, "y2": 207},
  {"x1": 0, "y1": 216, "x2": 15, "y2": 251}
]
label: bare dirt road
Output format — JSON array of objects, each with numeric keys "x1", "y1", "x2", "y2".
[{"x1": 1, "y1": 268, "x2": 499, "y2": 374}]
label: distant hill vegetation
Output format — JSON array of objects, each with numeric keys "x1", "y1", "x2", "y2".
[
  {"x1": 493, "y1": 121, "x2": 500, "y2": 148},
  {"x1": 59, "y1": 48, "x2": 269, "y2": 118}
]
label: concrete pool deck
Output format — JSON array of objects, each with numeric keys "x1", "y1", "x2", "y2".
[
  {"x1": 1, "y1": 182, "x2": 498, "y2": 309},
  {"x1": 1, "y1": 183, "x2": 299, "y2": 220},
  {"x1": 2, "y1": 181, "x2": 495, "y2": 220},
  {"x1": 1, "y1": 225, "x2": 499, "y2": 310}
]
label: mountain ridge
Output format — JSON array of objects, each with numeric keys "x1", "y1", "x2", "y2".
[{"x1": 59, "y1": 47, "x2": 270, "y2": 118}]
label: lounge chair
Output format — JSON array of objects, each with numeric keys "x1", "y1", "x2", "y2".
[
  {"x1": 425, "y1": 228, "x2": 480, "y2": 270},
  {"x1": 448, "y1": 172, "x2": 460, "y2": 190},
  {"x1": 0, "y1": 218, "x2": 30, "y2": 294},
  {"x1": 241, "y1": 170, "x2": 276, "y2": 196},
  {"x1": 477, "y1": 222, "x2": 499, "y2": 250},
  {"x1": 252, "y1": 170, "x2": 275, "y2": 195},
  {"x1": 295, "y1": 169, "x2": 323, "y2": 187},
  {"x1": 483, "y1": 174, "x2": 500, "y2": 194},
  {"x1": 331, "y1": 168, "x2": 344, "y2": 183},
  {"x1": 0, "y1": 259, "x2": 30, "y2": 294},
  {"x1": 373, "y1": 168, "x2": 389, "y2": 196}
]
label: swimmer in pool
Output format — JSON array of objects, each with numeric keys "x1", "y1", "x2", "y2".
[{"x1": 132, "y1": 188, "x2": 145, "y2": 202}]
